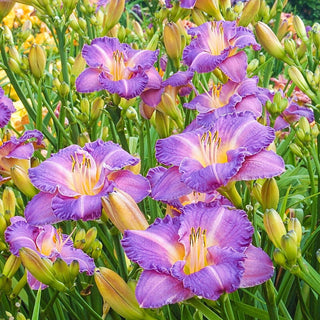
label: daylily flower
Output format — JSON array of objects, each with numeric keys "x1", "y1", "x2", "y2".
[
  {"x1": 76, "y1": 37, "x2": 159, "y2": 99},
  {"x1": 122, "y1": 202, "x2": 274, "y2": 307},
  {"x1": 183, "y1": 21, "x2": 260, "y2": 82},
  {"x1": 25, "y1": 139, "x2": 150, "y2": 225},
  {"x1": 155, "y1": 112, "x2": 285, "y2": 194},
  {"x1": 0, "y1": 86, "x2": 16, "y2": 128},
  {"x1": 184, "y1": 76, "x2": 262, "y2": 126},
  {"x1": 5, "y1": 216, "x2": 95, "y2": 290},
  {"x1": 0, "y1": 130, "x2": 43, "y2": 185}
]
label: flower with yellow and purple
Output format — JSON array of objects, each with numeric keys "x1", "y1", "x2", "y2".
[
  {"x1": 155, "y1": 112, "x2": 284, "y2": 194},
  {"x1": 5, "y1": 216, "x2": 95, "y2": 290},
  {"x1": 76, "y1": 37, "x2": 159, "y2": 99},
  {"x1": 122, "y1": 202, "x2": 274, "y2": 307},
  {"x1": 25, "y1": 139, "x2": 150, "y2": 225},
  {"x1": 183, "y1": 21, "x2": 260, "y2": 82}
]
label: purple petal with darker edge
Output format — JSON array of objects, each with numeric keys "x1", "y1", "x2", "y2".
[
  {"x1": 140, "y1": 88, "x2": 163, "y2": 107},
  {"x1": 109, "y1": 170, "x2": 150, "y2": 202},
  {"x1": 240, "y1": 244, "x2": 274, "y2": 288},
  {"x1": 99, "y1": 71, "x2": 148, "y2": 99},
  {"x1": 231, "y1": 150, "x2": 285, "y2": 182},
  {"x1": 233, "y1": 27, "x2": 261, "y2": 50},
  {"x1": 0, "y1": 102, "x2": 13, "y2": 128},
  {"x1": 52, "y1": 193, "x2": 103, "y2": 221},
  {"x1": 136, "y1": 270, "x2": 194, "y2": 308},
  {"x1": 24, "y1": 192, "x2": 61, "y2": 225},
  {"x1": 162, "y1": 71, "x2": 194, "y2": 88},
  {"x1": 180, "y1": 0, "x2": 196, "y2": 8},
  {"x1": 148, "y1": 166, "x2": 193, "y2": 201},
  {"x1": 235, "y1": 96, "x2": 262, "y2": 118},
  {"x1": 125, "y1": 48, "x2": 159, "y2": 71},
  {"x1": 218, "y1": 51, "x2": 247, "y2": 82},
  {"x1": 76, "y1": 68, "x2": 105, "y2": 93},
  {"x1": 121, "y1": 215, "x2": 183, "y2": 273}
]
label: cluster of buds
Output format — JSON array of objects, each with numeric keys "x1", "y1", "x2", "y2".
[
  {"x1": 0, "y1": 254, "x2": 21, "y2": 294},
  {"x1": 305, "y1": 65, "x2": 320, "y2": 94},
  {"x1": 265, "y1": 91, "x2": 288, "y2": 119},
  {"x1": 74, "y1": 227, "x2": 102, "y2": 259},
  {"x1": 290, "y1": 117, "x2": 319, "y2": 158},
  {"x1": 264, "y1": 209, "x2": 302, "y2": 268},
  {"x1": 94, "y1": 267, "x2": 156, "y2": 320}
]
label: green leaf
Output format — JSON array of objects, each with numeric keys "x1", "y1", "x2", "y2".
[{"x1": 31, "y1": 288, "x2": 42, "y2": 320}]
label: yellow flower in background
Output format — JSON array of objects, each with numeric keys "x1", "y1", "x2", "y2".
[{"x1": 10, "y1": 100, "x2": 29, "y2": 131}]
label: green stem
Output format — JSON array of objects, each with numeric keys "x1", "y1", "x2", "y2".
[
  {"x1": 31, "y1": 289, "x2": 42, "y2": 320},
  {"x1": 186, "y1": 298, "x2": 222, "y2": 320},
  {"x1": 221, "y1": 294, "x2": 235, "y2": 320},
  {"x1": 72, "y1": 290, "x2": 103, "y2": 320},
  {"x1": 305, "y1": 155, "x2": 317, "y2": 231},
  {"x1": 41, "y1": 290, "x2": 60, "y2": 317},
  {"x1": 112, "y1": 232, "x2": 128, "y2": 281},
  {"x1": 262, "y1": 279, "x2": 279, "y2": 320}
]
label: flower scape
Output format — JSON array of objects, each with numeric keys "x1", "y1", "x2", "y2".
[{"x1": 0, "y1": 1, "x2": 320, "y2": 319}]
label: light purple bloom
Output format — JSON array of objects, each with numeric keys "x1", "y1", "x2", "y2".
[
  {"x1": 155, "y1": 112, "x2": 285, "y2": 193},
  {"x1": 183, "y1": 21, "x2": 260, "y2": 82},
  {"x1": 0, "y1": 130, "x2": 43, "y2": 185},
  {"x1": 122, "y1": 202, "x2": 274, "y2": 307},
  {"x1": 0, "y1": 87, "x2": 15, "y2": 128},
  {"x1": 5, "y1": 216, "x2": 95, "y2": 290},
  {"x1": 184, "y1": 76, "x2": 262, "y2": 126},
  {"x1": 76, "y1": 37, "x2": 159, "y2": 99},
  {"x1": 25, "y1": 139, "x2": 150, "y2": 225}
]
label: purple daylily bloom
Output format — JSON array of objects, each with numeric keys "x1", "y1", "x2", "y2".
[
  {"x1": 155, "y1": 112, "x2": 285, "y2": 193},
  {"x1": 122, "y1": 202, "x2": 274, "y2": 307},
  {"x1": 76, "y1": 37, "x2": 159, "y2": 99},
  {"x1": 0, "y1": 130, "x2": 44, "y2": 185},
  {"x1": 0, "y1": 87, "x2": 15, "y2": 128},
  {"x1": 183, "y1": 21, "x2": 260, "y2": 82},
  {"x1": 25, "y1": 139, "x2": 150, "y2": 225},
  {"x1": 184, "y1": 76, "x2": 262, "y2": 126},
  {"x1": 5, "y1": 216, "x2": 95, "y2": 290}
]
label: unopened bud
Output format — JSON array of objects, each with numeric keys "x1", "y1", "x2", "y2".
[
  {"x1": 284, "y1": 39, "x2": 297, "y2": 60},
  {"x1": 293, "y1": 15, "x2": 308, "y2": 43},
  {"x1": 2, "y1": 254, "x2": 21, "y2": 279},
  {"x1": 10, "y1": 166, "x2": 37, "y2": 198},
  {"x1": 74, "y1": 229, "x2": 86, "y2": 249},
  {"x1": 191, "y1": 8, "x2": 207, "y2": 26},
  {"x1": 94, "y1": 267, "x2": 150, "y2": 320},
  {"x1": 251, "y1": 182, "x2": 262, "y2": 205},
  {"x1": 287, "y1": 218, "x2": 302, "y2": 246},
  {"x1": 163, "y1": 22, "x2": 181, "y2": 67},
  {"x1": 2, "y1": 187, "x2": 16, "y2": 219},
  {"x1": 281, "y1": 230, "x2": 298, "y2": 263},
  {"x1": 80, "y1": 98, "x2": 90, "y2": 115},
  {"x1": 289, "y1": 143, "x2": 304, "y2": 158},
  {"x1": 19, "y1": 247, "x2": 67, "y2": 291},
  {"x1": 255, "y1": 22, "x2": 293, "y2": 65},
  {"x1": 146, "y1": 31, "x2": 160, "y2": 51},
  {"x1": 152, "y1": 110, "x2": 170, "y2": 138},
  {"x1": 195, "y1": 0, "x2": 223, "y2": 20},
  {"x1": 298, "y1": 117, "x2": 311, "y2": 137},
  {"x1": 261, "y1": 178, "x2": 279, "y2": 211},
  {"x1": 126, "y1": 106, "x2": 138, "y2": 121},
  {"x1": 8, "y1": 46, "x2": 22, "y2": 64},
  {"x1": 8, "y1": 58, "x2": 22, "y2": 76},
  {"x1": 277, "y1": 20, "x2": 289, "y2": 41},
  {"x1": 91, "y1": 97, "x2": 104, "y2": 121},
  {"x1": 238, "y1": 0, "x2": 260, "y2": 27},
  {"x1": 263, "y1": 208, "x2": 286, "y2": 248},
  {"x1": 52, "y1": 258, "x2": 72, "y2": 287},
  {"x1": 0, "y1": 0, "x2": 15, "y2": 21},
  {"x1": 29, "y1": 44, "x2": 46, "y2": 80},
  {"x1": 273, "y1": 248, "x2": 287, "y2": 266},
  {"x1": 102, "y1": 189, "x2": 149, "y2": 234},
  {"x1": 83, "y1": 227, "x2": 98, "y2": 251},
  {"x1": 102, "y1": 0, "x2": 125, "y2": 35},
  {"x1": 247, "y1": 59, "x2": 259, "y2": 73}
]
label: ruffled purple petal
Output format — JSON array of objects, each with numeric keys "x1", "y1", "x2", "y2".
[
  {"x1": 76, "y1": 68, "x2": 105, "y2": 93},
  {"x1": 5, "y1": 219, "x2": 39, "y2": 255},
  {"x1": 231, "y1": 150, "x2": 285, "y2": 182},
  {"x1": 182, "y1": 246, "x2": 245, "y2": 300},
  {"x1": 121, "y1": 215, "x2": 184, "y2": 273},
  {"x1": 0, "y1": 102, "x2": 14, "y2": 128},
  {"x1": 51, "y1": 193, "x2": 103, "y2": 221},
  {"x1": 99, "y1": 70, "x2": 148, "y2": 99},
  {"x1": 235, "y1": 96, "x2": 262, "y2": 118},
  {"x1": 180, "y1": 202, "x2": 253, "y2": 252},
  {"x1": 125, "y1": 48, "x2": 159, "y2": 71},
  {"x1": 136, "y1": 270, "x2": 194, "y2": 308},
  {"x1": 218, "y1": 51, "x2": 247, "y2": 82},
  {"x1": 109, "y1": 170, "x2": 150, "y2": 202},
  {"x1": 162, "y1": 71, "x2": 194, "y2": 88},
  {"x1": 60, "y1": 245, "x2": 95, "y2": 275},
  {"x1": 24, "y1": 192, "x2": 61, "y2": 225},
  {"x1": 240, "y1": 244, "x2": 274, "y2": 288},
  {"x1": 233, "y1": 27, "x2": 261, "y2": 51},
  {"x1": 180, "y1": 0, "x2": 197, "y2": 8}
]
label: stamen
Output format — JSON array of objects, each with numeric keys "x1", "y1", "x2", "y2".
[{"x1": 198, "y1": 130, "x2": 222, "y2": 166}]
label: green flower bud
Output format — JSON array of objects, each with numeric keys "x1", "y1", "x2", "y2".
[
  {"x1": 261, "y1": 178, "x2": 279, "y2": 211},
  {"x1": 10, "y1": 165, "x2": 37, "y2": 198},
  {"x1": 284, "y1": 39, "x2": 297, "y2": 60},
  {"x1": 289, "y1": 143, "x2": 304, "y2": 158},
  {"x1": 263, "y1": 208, "x2": 286, "y2": 248},
  {"x1": 2, "y1": 187, "x2": 16, "y2": 220},
  {"x1": 280, "y1": 230, "x2": 298, "y2": 263},
  {"x1": 28, "y1": 44, "x2": 46, "y2": 80},
  {"x1": 273, "y1": 248, "x2": 287, "y2": 266},
  {"x1": 191, "y1": 8, "x2": 207, "y2": 26},
  {"x1": 293, "y1": 15, "x2": 308, "y2": 43},
  {"x1": 287, "y1": 217, "x2": 302, "y2": 246},
  {"x1": 247, "y1": 59, "x2": 259, "y2": 73},
  {"x1": 91, "y1": 97, "x2": 104, "y2": 121},
  {"x1": 59, "y1": 82, "x2": 70, "y2": 98},
  {"x1": 2, "y1": 254, "x2": 21, "y2": 279},
  {"x1": 0, "y1": 0, "x2": 15, "y2": 21},
  {"x1": 238, "y1": 0, "x2": 260, "y2": 27},
  {"x1": 163, "y1": 22, "x2": 182, "y2": 68},
  {"x1": 195, "y1": 0, "x2": 223, "y2": 20}
]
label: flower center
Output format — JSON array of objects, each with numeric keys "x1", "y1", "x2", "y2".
[
  {"x1": 198, "y1": 131, "x2": 227, "y2": 167},
  {"x1": 70, "y1": 153, "x2": 98, "y2": 195},
  {"x1": 184, "y1": 227, "x2": 208, "y2": 274},
  {"x1": 111, "y1": 50, "x2": 126, "y2": 81},
  {"x1": 208, "y1": 22, "x2": 227, "y2": 55}
]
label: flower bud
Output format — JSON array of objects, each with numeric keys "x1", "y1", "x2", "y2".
[
  {"x1": 288, "y1": 66, "x2": 317, "y2": 101},
  {"x1": 101, "y1": 189, "x2": 149, "y2": 233},
  {"x1": 74, "y1": 228, "x2": 86, "y2": 249},
  {"x1": 126, "y1": 106, "x2": 138, "y2": 121},
  {"x1": 132, "y1": 20, "x2": 144, "y2": 40},
  {"x1": 90, "y1": 97, "x2": 104, "y2": 121},
  {"x1": 102, "y1": 0, "x2": 125, "y2": 35},
  {"x1": 195, "y1": 0, "x2": 223, "y2": 20},
  {"x1": 83, "y1": 227, "x2": 98, "y2": 251},
  {"x1": 255, "y1": 22, "x2": 293, "y2": 65},
  {"x1": 251, "y1": 182, "x2": 263, "y2": 205},
  {"x1": 146, "y1": 31, "x2": 160, "y2": 51},
  {"x1": 28, "y1": 44, "x2": 46, "y2": 80},
  {"x1": 263, "y1": 208, "x2": 286, "y2": 248},
  {"x1": 94, "y1": 267, "x2": 150, "y2": 320},
  {"x1": 293, "y1": 15, "x2": 308, "y2": 43},
  {"x1": 273, "y1": 248, "x2": 287, "y2": 266},
  {"x1": 247, "y1": 59, "x2": 259, "y2": 73},
  {"x1": 2, "y1": 187, "x2": 16, "y2": 220},
  {"x1": 261, "y1": 178, "x2": 279, "y2": 211},
  {"x1": 158, "y1": 92, "x2": 183, "y2": 127},
  {"x1": 8, "y1": 57, "x2": 22, "y2": 76},
  {"x1": 280, "y1": 230, "x2": 298, "y2": 263},
  {"x1": 238, "y1": 0, "x2": 260, "y2": 27},
  {"x1": 277, "y1": 19, "x2": 289, "y2": 41},
  {"x1": 163, "y1": 22, "x2": 182, "y2": 68},
  {"x1": 52, "y1": 258, "x2": 74, "y2": 287},
  {"x1": 0, "y1": 274, "x2": 11, "y2": 294},
  {"x1": 2, "y1": 254, "x2": 21, "y2": 279},
  {"x1": 80, "y1": 98, "x2": 90, "y2": 115},
  {"x1": 0, "y1": 213, "x2": 7, "y2": 236},
  {"x1": 8, "y1": 46, "x2": 22, "y2": 64},
  {"x1": 284, "y1": 39, "x2": 297, "y2": 60},
  {"x1": 192, "y1": 8, "x2": 207, "y2": 26},
  {"x1": 289, "y1": 143, "x2": 304, "y2": 158},
  {"x1": 287, "y1": 217, "x2": 302, "y2": 246},
  {"x1": 19, "y1": 247, "x2": 67, "y2": 291},
  {"x1": 298, "y1": 116, "x2": 311, "y2": 138},
  {"x1": 10, "y1": 165, "x2": 38, "y2": 198},
  {"x1": 151, "y1": 110, "x2": 170, "y2": 138},
  {"x1": 59, "y1": 82, "x2": 70, "y2": 98},
  {"x1": 0, "y1": 0, "x2": 15, "y2": 21}
]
